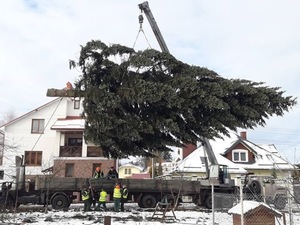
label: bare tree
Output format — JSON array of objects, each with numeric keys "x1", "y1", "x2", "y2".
[{"x1": 0, "y1": 108, "x2": 17, "y2": 127}]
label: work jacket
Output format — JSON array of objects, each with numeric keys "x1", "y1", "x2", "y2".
[
  {"x1": 82, "y1": 190, "x2": 90, "y2": 201},
  {"x1": 113, "y1": 187, "x2": 121, "y2": 199},
  {"x1": 93, "y1": 170, "x2": 104, "y2": 178},
  {"x1": 99, "y1": 190, "x2": 107, "y2": 202},
  {"x1": 122, "y1": 188, "x2": 128, "y2": 199}
]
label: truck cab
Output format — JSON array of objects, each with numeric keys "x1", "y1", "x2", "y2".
[{"x1": 243, "y1": 174, "x2": 287, "y2": 209}]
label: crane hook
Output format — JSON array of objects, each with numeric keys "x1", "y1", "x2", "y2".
[{"x1": 138, "y1": 14, "x2": 144, "y2": 29}]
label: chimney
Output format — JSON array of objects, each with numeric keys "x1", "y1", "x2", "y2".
[{"x1": 240, "y1": 131, "x2": 247, "y2": 140}]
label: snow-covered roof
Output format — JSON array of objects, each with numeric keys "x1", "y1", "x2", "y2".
[
  {"x1": 173, "y1": 131, "x2": 293, "y2": 174},
  {"x1": 228, "y1": 200, "x2": 282, "y2": 217},
  {"x1": 50, "y1": 118, "x2": 85, "y2": 131},
  {"x1": 235, "y1": 139, "x2": 294, "y2": 170},
  {"x1": 173, "y1": 143, "x2": 247, "y2": 174}
]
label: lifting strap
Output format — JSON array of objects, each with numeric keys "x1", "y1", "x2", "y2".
[{"x1": 132, "y1": 13, "x2": 152, "y2": 50}]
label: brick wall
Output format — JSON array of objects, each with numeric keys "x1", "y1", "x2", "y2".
[{"x1": 53, "y1": 159, "x2": 116, "y2": 178}]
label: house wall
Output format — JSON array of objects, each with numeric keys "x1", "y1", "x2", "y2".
[
  {"x1": 53, "y1": 158, "x2": 115, "y2": 178},
  {"x1": 66, "y1": 97, "x2": 82, "y2": 116},
  {"x1": 0, "y1": 98, "x2": 115, "y2": 184},
  {"x1": 244, "y1": 210, "x2": 276, "y2": 225},
  {"x1": 233, "y1": 211, "x2": 276, "y2": 225},
  {"x1": 232, "y1": 215, "x2": 241, "y2": 225},
  {"x1": 2, "y1": 99, "x2": 69, "y2": 180},
  {"x1": 119, "y1": 165, "x2": 142, "y2": 179},
  {"x1": 245, "y1": 169, "x2": 290, "y2": 179}
]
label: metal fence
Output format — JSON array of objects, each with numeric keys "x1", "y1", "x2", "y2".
[{"x1": 196, "y1": 183, "x2": 300, "y2": 225}]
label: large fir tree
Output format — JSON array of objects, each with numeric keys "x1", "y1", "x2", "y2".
[{"x1": 70, "y1": 40, "x2": 297, "y2": 158}]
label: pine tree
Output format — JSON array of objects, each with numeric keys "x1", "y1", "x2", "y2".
[{"x1": 70, "y1": 40, "x2": 297, "y2": 159}]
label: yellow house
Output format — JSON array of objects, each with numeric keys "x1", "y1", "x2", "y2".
[{"x1": 118, "y1": 163, "x2": 144, "y2": 179}]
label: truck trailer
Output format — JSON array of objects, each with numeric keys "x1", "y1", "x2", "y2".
[{"x1": 0, "y1": 154, "x2": 237, "y2": 210}]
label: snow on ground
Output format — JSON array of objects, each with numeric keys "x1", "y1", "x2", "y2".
[{"x1": 1, "y1": 203, "x2": 300, "y2": 225}]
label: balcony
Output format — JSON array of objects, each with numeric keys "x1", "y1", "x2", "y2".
[
  {"x1": 59, "y1": 146, "x2": 82, "y2": 157},
  {"x1": 87, "y1": 146, "x2": 104, "y2": 157}
]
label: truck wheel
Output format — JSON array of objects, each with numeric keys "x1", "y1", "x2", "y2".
[
  {"x1": 274, "y1": 197, "x2": 286, "y2": 210},
  {"x1": 141, "y1": 194, "x2": 157, "y2": 208},
  {"x1": 192, "y1": 196, "x2": 201, "y2": 206},
  {"x1": 51, "y1": 194, "x2": 69, "y2": 210},
  {"x1": 249, "y1": 180, "x2": 261, "y2": 194},
  {"x1": 137, "y1": 200, "x2": 144, "y2": 208},
  {"x1": 204, "y1": 195, "x2": 212, "y2": 209}
]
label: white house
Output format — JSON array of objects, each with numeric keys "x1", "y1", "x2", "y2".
[
  {"x1": 0, "y1": 97, "x2": 115, "y2": 184},
  {"x1": 172, "y1": 131, "x2": 294, "y2": 179}
]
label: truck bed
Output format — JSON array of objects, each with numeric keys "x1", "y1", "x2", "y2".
[{"x1": 90, "y1": 178, "x2": 203, "y2": 195}]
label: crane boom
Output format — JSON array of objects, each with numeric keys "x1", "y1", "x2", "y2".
[
  {"x1": 138, "y1": 1, "x2": 169, "y2": 53},
  {"x1": 138, "y1": 2, "x2": 219, "y2": 168}
]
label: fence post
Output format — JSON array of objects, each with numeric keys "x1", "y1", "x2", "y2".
[
  {"x1": 211, "y1": 184, "x2": 215, "y2": 225},
  {"x1": 104, "y1": 216, "x2": 111, "y2": 225},
  {"x1": 238, "y1": 177, "x2": 244, "y2": 225},
  {"x1": 288, "y1": 180, "x2": 293, "y2": 225}
]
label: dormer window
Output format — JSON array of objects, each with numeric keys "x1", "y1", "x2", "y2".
[{"x1": 232, "y1": 149, "x2": 248, "y2": 162}]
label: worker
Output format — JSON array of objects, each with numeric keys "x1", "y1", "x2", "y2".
[
  {"x1": 1, "y1": 183, "x2": 8, "y2": 198},
  {"x1": 120, "y1": 184, "x2": 129, "y2": 212},
  {"x1": 93, "y1": 166, "x2": 104, "y2": 178},
  {"x1": 81, "y1": 187, "x2": 91, "y2": 212},
  {"x1": 107, "y1": 166, "x2": 118, "y2": 179},
  {"x1": 95, "y1": 188, "x2": 107, "y2": 211},
  {"x1": 90, "y1": 186, "x2": 97, "y2": 208},
  {"x1": 113, "y1": 184, "x2": 122, "y2": 212}
]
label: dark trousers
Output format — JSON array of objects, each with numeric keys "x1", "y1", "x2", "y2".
[
  {"x1": 121, "y1": 198, "x2": 127, "y2": 212},
  {"x1": 83, "y1": 199, "x2": 91, "y2": 211},
  {"x1": 96, "y1": 201, "x2": 107, "y2": 211},
  {"x1": 114, "y1": 198, "x2": 121, "y2": 212}
]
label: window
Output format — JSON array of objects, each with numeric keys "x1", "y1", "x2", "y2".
[
  {"x1": 74, "y1": 100, "x2": 80, "y2": 109},
  {"x1": 25, "y1": 151, "x2": 42, "y2": 166},
  {"x1": 125, "y1": 168, "x2": 131, "y2": 175},
  {"x1": 0, "y1": 170, "x2": 3, "y2": 180},
  {"x1": 65, "y1": 163, "x2": 74, "y2": 177},
  {"x1": 68, "y1": 138, "x2": 82, "y2": 146},
  {"x1": 232, "y1": 150, "x2": 248, "y2": 162},
  {"x1": 31, "y1": 119, "x2": 45, "y2": 134}
]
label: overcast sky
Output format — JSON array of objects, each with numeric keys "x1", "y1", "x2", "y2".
[{"x1": 1, "y1": 0, "x2": 300, "y2": 163}]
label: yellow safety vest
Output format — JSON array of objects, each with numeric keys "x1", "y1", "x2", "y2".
[
  {"x1": 113, "y1": 187, "x2": 121, "y2": 199},
  {"x1": 82, "y1": 190, "x2": 89, "y2": 201},
  {"x1": 99, "y1": 190, "x2": 107, "y2": 202}
]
